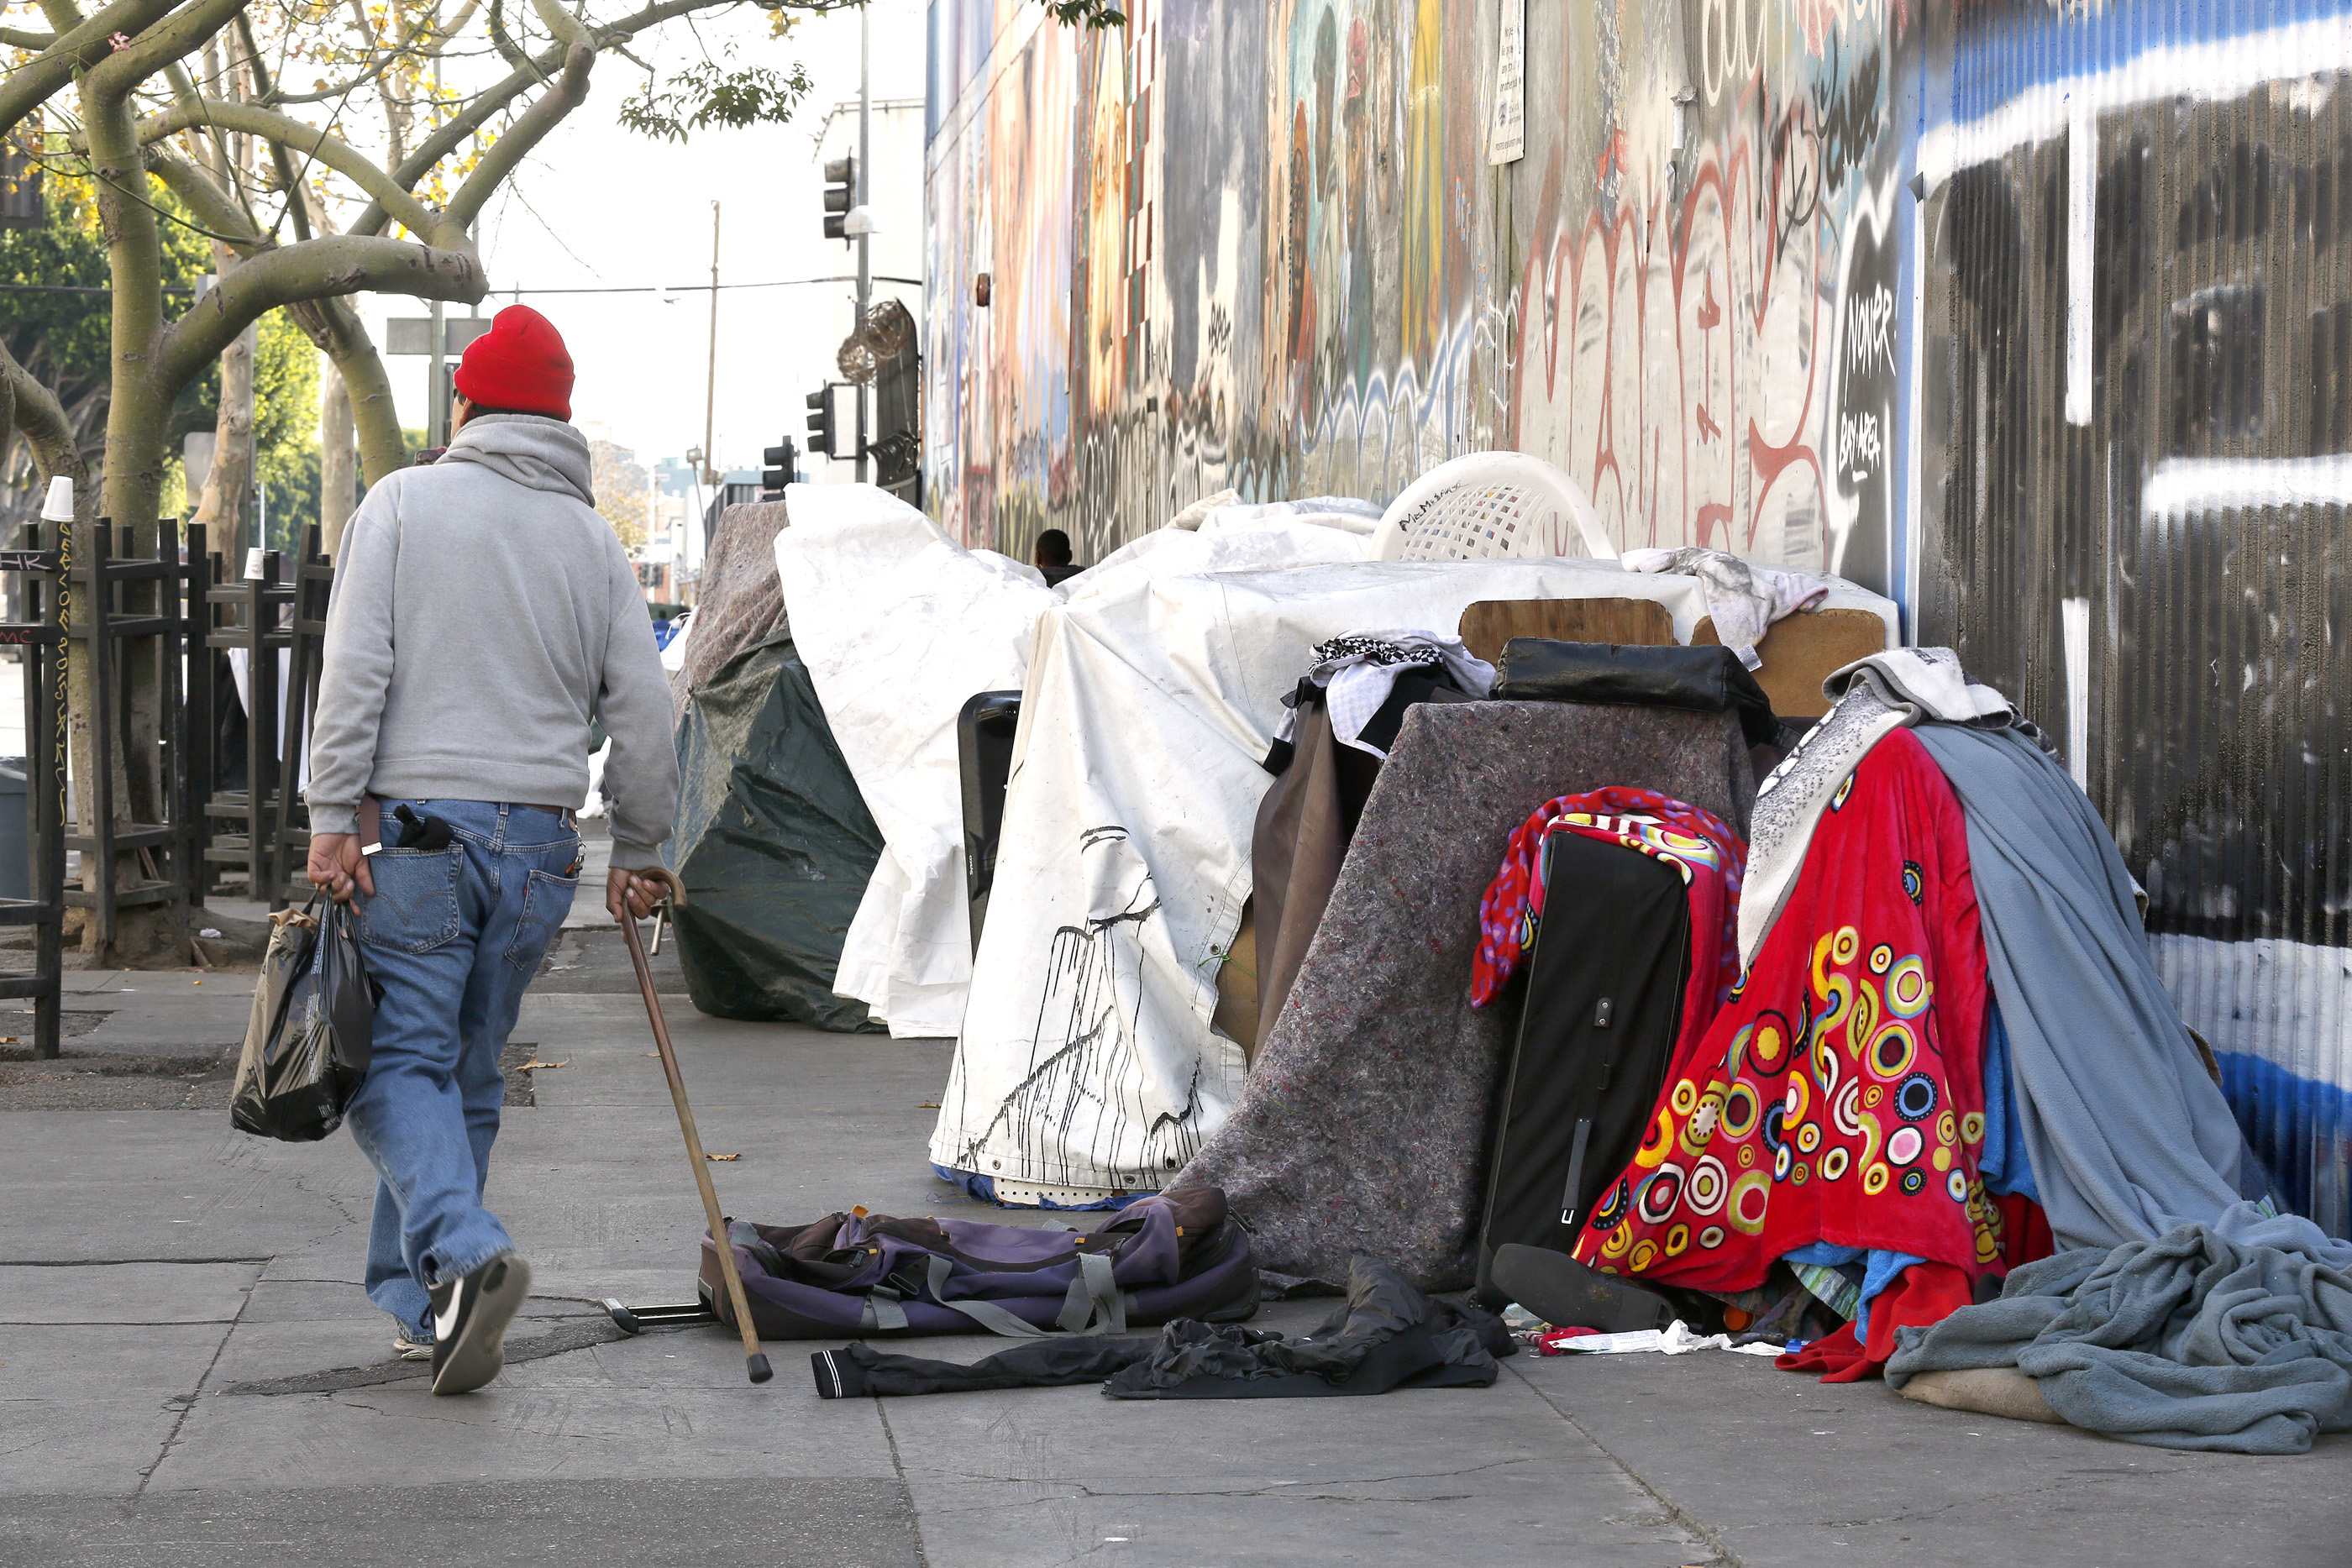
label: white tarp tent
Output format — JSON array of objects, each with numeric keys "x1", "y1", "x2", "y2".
[
  {"x1": 929, "y1": 554, "x2": 1893, "y2": 1204},
  {"x1": 775, "y1": 486, "x2": 1378, "y2": 1038},
  {"x1": 773, "y1": 487, "x2": 1058, "y2": 1037}
]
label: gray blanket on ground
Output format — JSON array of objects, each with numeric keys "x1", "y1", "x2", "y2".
[
  {"x1": 1887, "y1": 1211, "x2": 2352, "y2": 1453},
  {"x1": 1910, "y1": 724, "x2": 2262, "y2": 1250},
  {"x1": 1174, "y1": 700, "x2": 1754, "y2": 1291}
]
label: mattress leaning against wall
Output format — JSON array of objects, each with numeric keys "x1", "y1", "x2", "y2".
[{"x1": 1913, "y1": 0, "x2": 2352, "y2": 1236}]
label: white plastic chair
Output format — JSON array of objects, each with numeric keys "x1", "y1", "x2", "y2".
[{"x1": 1367, "y1": 451, "x2": 1615, "y2": 562}]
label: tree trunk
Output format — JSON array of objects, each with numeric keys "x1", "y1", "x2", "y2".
[
  {"x1": 286, "y1": 292, "x2": 404, "y2": 501},
  {"x1": 82, "y1": 76, "x2": 181, "y2": 962},
  {"x1": 320, "y1": 359, "x2": 356, "y2": 556},
  {"x1": 191, "y1": 244, "x2": 257, "y2": 567}
]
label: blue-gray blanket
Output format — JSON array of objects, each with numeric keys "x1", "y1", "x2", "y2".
[
  {"x1": 1887, "y1": 1211, "x2": 2352, "y2": 1454},
  {"x1": 1908, "y1": 724, "x2": 2261, "y2": 1249}
]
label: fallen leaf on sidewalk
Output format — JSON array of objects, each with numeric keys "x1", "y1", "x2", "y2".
[
  {"x1": 706, "y1": 1152, "x2": 740, "y2": 1162},
  {"x1": 514, "y1": 1058, "x2": 569, "y2": 1072},
  {"x1": 919, "y1": 1100, "x2": 939, "y2": 1108}
]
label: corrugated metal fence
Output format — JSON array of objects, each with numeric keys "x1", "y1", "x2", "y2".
[{"x1": 1918, "y1": 4, "x2": 2352, "y2": 1232}]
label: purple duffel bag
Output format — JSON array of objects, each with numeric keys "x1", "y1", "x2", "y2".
[{"x1": 699, "y1": 1185, "x2": 1260, "y2": 1339}]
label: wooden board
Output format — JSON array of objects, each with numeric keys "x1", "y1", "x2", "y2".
[
  {"x1": 1692, "y1": 607, "x2": 1890, "y2": 717},
  {"x1": 1457, "y1": 598, "x2": 1677, "y2": 664},
  {"x1": 1458, "y1": 598, "x2": 1892, "y2": 717}
]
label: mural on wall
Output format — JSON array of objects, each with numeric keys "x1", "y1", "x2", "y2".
[
  {"x1": 1509, "y1": 0, "x2": 1915, "y2": 589},
  {"x1": 927, "y1": 0, "x2": 1922, "y2": 595}
]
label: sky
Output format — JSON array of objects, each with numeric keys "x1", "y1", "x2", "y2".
[{"x1": 346, "y1": 0, "x2": 927, "y2": 483}]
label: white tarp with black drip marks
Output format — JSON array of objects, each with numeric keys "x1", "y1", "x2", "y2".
[{"x1": 773, "y1": 485, "x2": 1377, "y2": 1041}]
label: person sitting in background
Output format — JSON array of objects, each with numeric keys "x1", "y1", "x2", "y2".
[{"x1": 1034, "y1": 528, "x2": 1083, "y2": 587}]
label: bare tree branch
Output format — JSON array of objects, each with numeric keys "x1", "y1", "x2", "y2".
[
  {"x1": 232, "y1": 7, "x2": 309, "y2": 239},
  {"x1": 486, "y1": 0, "x2": 547, "y2": 81},
  {"x1": 131, "y1": 96, "x2": 449, "y2": 240},
  {"x1": 284, "y1": 291, "x2": 405, "y2": 490},
  {"x1": 0, "y1": 26, "x2": 59, "y2": 47},
  {"x1": 441, "y1": 39, "x2": 588, "y2": 228},
  {"x1": 349, "y1": 0, "x2": 717, "y2": 237},
  {"x1": 0, "y1": 339, "x2": 86, "y2": 494},
  {"x1": 528, "y1": 0, "x2": 588, "y2": 45},
  {"x1": 142, "y1": 141, "x2": 263, "y2": 247},
  {"x1": 0, "y1": 0, "x2": 184, "y2": 139},
  {"x1": 157, "y1": 233, "x2": 480, "y2": 388},
  {"x1": 81, "y1": 0, "x2": 249, "y2": 107}
]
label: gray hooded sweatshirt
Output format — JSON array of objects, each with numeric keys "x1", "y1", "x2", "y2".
[{"x1": 305, "y1": 414, "x2": 679, "y2": 871}]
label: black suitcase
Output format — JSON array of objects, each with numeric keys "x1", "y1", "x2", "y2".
[{"x1": 1473, "y1": 829, "x2": 1693, "y2": 1305}]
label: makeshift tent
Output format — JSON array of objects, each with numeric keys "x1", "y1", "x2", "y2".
[
  {"x1": 774, "y1": 489, "x2": 1393, "y2": 1041},
  {"x1": 669, "y1": 632, "x2": 884, "y2": 1030},
  {"x1": 773, "y1": 487, "x2": 1060, "y2": 1038},
  {"x1": 931, "y1": 556, "x2": 1814, "y2": 1208}
]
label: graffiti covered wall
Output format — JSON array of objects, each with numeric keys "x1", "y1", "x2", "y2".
[{"x1": 925, "y1": 0, "x2": 1925, "y2": 598}]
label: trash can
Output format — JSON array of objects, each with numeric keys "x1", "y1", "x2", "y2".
[{"x1": 0, "y1": 757, "x2": 28, "y2": 899}]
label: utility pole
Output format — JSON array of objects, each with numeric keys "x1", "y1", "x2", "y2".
[
  {"x1": 855, "y1": 6, "x2": 871, "y2": 485},
  {"x1": 702, "y1": 201, "x2": 721, "y2": 487}
]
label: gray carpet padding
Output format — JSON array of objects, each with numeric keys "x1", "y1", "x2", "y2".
[{"x1": 1176, "y1": 700, "x2": 1755, "y2": 1290}]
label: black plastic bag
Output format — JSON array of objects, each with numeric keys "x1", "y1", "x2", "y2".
[{"x1": 231, "y1": 896, "x2": 376, "y2": 1141}]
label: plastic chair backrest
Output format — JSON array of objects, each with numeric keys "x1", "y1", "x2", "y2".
[{"x1": 1368, "y1": 452, "x2": 1614, "y2": 562}]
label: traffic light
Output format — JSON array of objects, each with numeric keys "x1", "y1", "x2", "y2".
[
  {"x1": 762, "y1": 438, "x2": 799, "y2": 492},
  {"x1": 805, "y1": 387, "x2": 835, "y2": 459},
  {"x1": 822, "y1": 155, "x2": 855, "y2": 240}
]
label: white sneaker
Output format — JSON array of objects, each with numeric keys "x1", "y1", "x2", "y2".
[
  {"x1": 428, "y1": 1251, "x2": 533, "y2": 1395},
  {"x1": 392, "y1": 1329, "x2": 435, "y2": 1362}
]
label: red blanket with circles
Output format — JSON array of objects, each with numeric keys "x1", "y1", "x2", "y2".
[{"x1": 1572, "y1": 728, "x2": 2008, "y2": 1296}]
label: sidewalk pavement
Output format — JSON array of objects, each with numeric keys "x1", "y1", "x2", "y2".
[{"x1": 3, "y1": 929, "x2": 2346, "y2": 1565}]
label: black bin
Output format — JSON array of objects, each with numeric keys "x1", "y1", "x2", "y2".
[{"x1": 957, "y1": 691, "x2": 1021, "y2": 952}]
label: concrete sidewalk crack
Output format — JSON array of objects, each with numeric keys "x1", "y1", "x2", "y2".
[
  {"x1": 133, "y1": 1259, "x2": 263, "y2": 1496},
  {"x1": 1506, "y1": 1361, "x2": 1743, "y2": 1567},
  {"x1": 0, "y1": 1256, "x2": 270, "y2": 1266},
  {"x1": 875, "y1": 1398, "x2": 935, "y2": 1566},
  {"x1": 919, "y1": 1455, "x2": 1531, "y2": 1502}
]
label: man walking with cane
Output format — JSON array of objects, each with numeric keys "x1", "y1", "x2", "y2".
[{"x1": 305, "y1": 304, "x2": 680, "y2": 1395}]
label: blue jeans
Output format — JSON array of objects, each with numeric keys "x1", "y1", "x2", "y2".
[{"x1": 344, "y1": 800, "x2": 580, "y2": 1338}]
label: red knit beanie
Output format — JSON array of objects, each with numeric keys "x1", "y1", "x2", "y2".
[{"x1": 453, "y1": 304, "x2": 575, "y2": 421}]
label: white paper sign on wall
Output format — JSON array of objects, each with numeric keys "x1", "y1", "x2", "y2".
[{"x1": 1489, "y1": 0, "x2": 1525, "y2": 165}]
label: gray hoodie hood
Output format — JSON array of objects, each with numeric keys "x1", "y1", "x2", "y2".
[{"x1": 436, "y1": 413, "x2": 596, "y2": 506}]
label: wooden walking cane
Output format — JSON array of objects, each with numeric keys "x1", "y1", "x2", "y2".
[{"x1": 620, "y1": 879, "x2": 772, "y2": 1384}]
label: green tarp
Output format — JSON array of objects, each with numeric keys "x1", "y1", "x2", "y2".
[{"x1": 669, "y1": 632, "x2": 884, "y2": 1030}]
